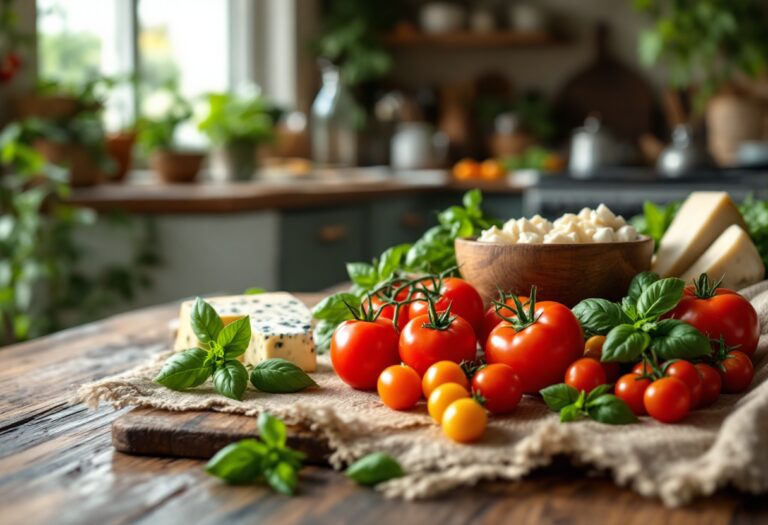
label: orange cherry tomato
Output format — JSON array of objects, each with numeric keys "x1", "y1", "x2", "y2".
[
  {"x1": 643, "y1": 377, "x2": 691, "y2": 423},
  {"x1": 663, "y1": 360, "x2": 703, "y2": 408},
  {"x1": 582, "y1": 335, "x2": 621, "y2": 382},
  {"x1": 565, "y1": 357, "x2": 606, "y2": 393},
  {"x1": 422, "y1": 361, "x2": 469, "y2": 399},
  {"x1": 377, "y1": 364, "x2": 422, "y2": 411},
  {"x1": 695, "y1": 363, "x2": 722, "y2": 407},
  {"x1": 441, "y1": 398, "x2": 487, "y2": 443},
  {"x1": 615, "y1": 373, "x2": 651, "y2": 416},
  {"x1": 471, "y1": 363, "x2": 522, "y2": 415},
  {"x1": 427, "y1": 382, "x2": 470, "y2": 423}
]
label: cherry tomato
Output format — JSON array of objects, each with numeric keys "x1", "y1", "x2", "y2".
[
  {"x1": 615, "y1": 373, "x2": 651, "y2": 415},
  {"x1": 377, "y1": 365, "x2": 422, "y2": 410},
  {"x1": 362, "y1": 290, "x2": 410, "y2": 332},
  {"x1": 331, "y1": 319, "x2": 400, "y2": 390},
  {"x1": 565, "y1": 358, "x2": 606, "y2": 393},
  {"x1": 427, "y1": 382, "x2": 470, "y2": 423},
  {"x1": 441, "y1": 398, "x2": 487, "y2": 443},
  {"x1": 643, "y1": 377, "x2": 691, "y2": 423},
  {"x1": 486, "y1": 300, "x2": 583, "y2": 393},
  {"x1": 632, "y1": 361, "x2": 654, "y2": 375},
  {"x1": 408, "y1": 277, "x2": 484, "y2": 334},
  {"x1": 664, "y1": 360, "x2": 703, "y2": 408},
  {"x1": 471, "y1": 363, "x2": 522, "y2": 415},
  {"x1": 718, "y1": 350, "x2": 754, "y2": 393},
  {"x1": 422, "y1": 361, "x2": 469, "y2": 399},
  {"x1": 583, "y1": 335, "x2": 621, "y2": 382},
  {"x1": 667, "y1": 283, "x2": 759, "y2": 358},
  {"x1": 477, "y1": 295, "x2": 528, "y2": 348},
  {"x1": 695, "y1": 363, "x2": 722, "y2": 407},
  {"x1": 399, "y1": 313, "x2": 477, "y2": 376}
]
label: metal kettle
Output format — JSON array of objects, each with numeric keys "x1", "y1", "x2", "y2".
[
  {"x1": 568, "y1": 116, "x2": 628, "y2": 178},
  {"x1": 656, "y1": 124, "x2": 714, "y2": 178}
]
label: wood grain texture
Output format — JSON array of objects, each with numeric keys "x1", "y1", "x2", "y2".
[
  {"x1": 455, "y1": 236, "x2": 654, "y2": 306},
  {"x1": 2, "y1": 293, "x2": 768, "y2": 524}
]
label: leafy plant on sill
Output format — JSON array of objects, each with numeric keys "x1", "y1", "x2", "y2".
[
  {"x1": 634, "y1": 0, "x2": 768, "y2": 110},
  {"x1": 198, "y1": 89, "x2": 281, "y2": 148},
  {"x1": 137, "y1": 81, "x2": 194, "y2": 155},
  {"x1": 0, "y1": 125, "x2": 161, "y2": 345}
]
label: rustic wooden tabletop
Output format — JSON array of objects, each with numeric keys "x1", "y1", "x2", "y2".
[{"x1": 2, "y1": 297, "x2": 767, "y2": 525}]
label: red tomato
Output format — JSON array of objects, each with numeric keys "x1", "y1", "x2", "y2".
[
  {"x1": 664, "y1": 360, "x2": 703, "y2": 408},
  {"x1": 477, "y1": 295, "x2": 528, "y2": 348},
  {"x1": 643, "y1": 377, "x2": 691, "y2": 423},
  {"x1": 485, "y1": 300, "x2": 583, "y2": 393},
  {"x1": 399, "y1": 313, "x2": 477, "y2": 376},
  {"x1": 377, "y1": 365, "x2": 422, "y2": 410},
  {"x1": 695, "y1": 363, "x2": 722, "y2": 407},
  {"x1": 565, "y1": 358, "x2": 607, "y2": 393},
  {"x1": 667, "y1": 284, "x2": 759, "y2": 358},
  {"x1": 471, "y1": 363, "x2": 522, "y2": 415},
  {"x1": 362, "y1": 291, "x2": 409, "y2": 331},
  {"x1": 718, "y1": 350, "x2": 754, "y2": 393},
  {"x1": 615, "y1": 373, "x2": 651, "y2": 416},
  {"x1": 408, "y1": 277, "x2": 484, "y2": 334},
  {"x1": 632, "y1": 361, "x2": 654, "y2": 376},
  {"x1": 331, "y1": 319, "x2": 400, "y2": 390}
]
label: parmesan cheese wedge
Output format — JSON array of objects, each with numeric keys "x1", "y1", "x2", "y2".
[
  {"x1": 652, "y1": 192, "x2": 746, "y2": 277},
  {"x1": 680, "y1": 225, "x2": 764, "y2": 290}
]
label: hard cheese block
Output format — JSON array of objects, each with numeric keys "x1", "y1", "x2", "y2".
[
  {"x1": 680, "y1": 224, "x2": 765, "y2": 290},
  {"x1": 652, "y1": 192, "x2": 747, "y2": 278},
  {"x1": 173, "y1": 293, "x2": 316, "y2": 372}
]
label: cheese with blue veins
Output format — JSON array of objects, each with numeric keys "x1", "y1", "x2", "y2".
[{"x1": 173, "y1": 293, "x2": 316, "y2": 372}]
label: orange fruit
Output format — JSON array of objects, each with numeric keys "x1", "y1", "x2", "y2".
[
  {"x1": 452, "y1": 159, "x2": 481, "y2": 180},
  {"x1": 480, "y1": 159, "x2": 505, "y2": 180}
]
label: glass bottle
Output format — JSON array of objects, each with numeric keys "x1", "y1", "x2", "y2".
[{"x1": 311, "y1": 64, "x2": 358, "y2": 167}]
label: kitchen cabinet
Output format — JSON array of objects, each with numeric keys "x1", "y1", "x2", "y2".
[{"x1": 368, "y1": 196, "x2": 435, "y2": 255}]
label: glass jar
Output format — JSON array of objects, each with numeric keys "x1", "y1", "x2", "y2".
[{"x1": 310, "y1": 64, "x2": 358, "y2": 167}]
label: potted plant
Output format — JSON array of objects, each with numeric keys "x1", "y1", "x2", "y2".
[
  {"x1": 198, "y1": 89, "x2": 279, "y2": 181},
  {"x1": 138, "y1": 88, "x2": 203, "y2": 184},
  {"x1": 105, "y1": 127, "x2": 137, "y2": 182},
  {"x1": 635, "y1": 0, "x2": 768, "y2": 165}
]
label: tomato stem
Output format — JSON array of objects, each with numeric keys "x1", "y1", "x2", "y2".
[
  {"x1": 692, "y1": 273, "x2": 724, "y2": 300},
  {"x1": 494, "y1": 285, "x2": 541, "y2": 332}
]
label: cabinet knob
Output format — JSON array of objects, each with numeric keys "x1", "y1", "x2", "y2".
[{"x1": 316, "y1": 224, "x2": 349, "y2": 243}]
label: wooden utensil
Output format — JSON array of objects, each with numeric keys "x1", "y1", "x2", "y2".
[{"x1": 455, "y1": 236, "x2": 654, "y2": 307}]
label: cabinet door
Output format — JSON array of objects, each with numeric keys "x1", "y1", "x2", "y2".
[
  {"x1": 278, "y1": 207, "x2": 367, "y2": 291},
  {"x1": 368, "y1": 197, "x2": 435, "y2": 255}
]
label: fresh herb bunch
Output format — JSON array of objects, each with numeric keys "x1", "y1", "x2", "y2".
[
  {"x1": 540, "y1": 384, "x2": 637, "y2": 424},
  {"x1": 631, "y1": 201, "x2": 681, "y2": 251},
  {"x1": 155, "y1": 298, "x2": 251, "y2": 400},
  {"x1": 206, "y1": 412, "x2": 305, "y2": 495},
  {"x1": 137, "y1": 81, "x2": 194, "y2": 154},
  {"x1": 573, "y1": 272, "x2": 711, "y2": 364},
  {"x1": 738, "y1": 195, "x2": 768, "y2": 269},
  {"x1": 198, "y1": 89, "x2": 280, "y2": 147}
]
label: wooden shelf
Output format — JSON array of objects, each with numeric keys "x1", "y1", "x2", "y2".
[{"x1": 381, "y1": 30, "x2": 562, "y2": 49}]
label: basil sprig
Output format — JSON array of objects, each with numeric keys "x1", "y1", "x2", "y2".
[
  {"x1": 206, "y1": 412, "x2": 305, "y2": 495},
  {"x1": 250, "y1": 358, "x2": 317, "y2": 393},
  {"x1": 155, "y1": 297, "x2": 251, "y2": 400},
  {"x1": 572, "y1": 272, "x2": 710, "y2": 363},
  {"x1": 345, "y1": 452, "x2": 405, "y2": 486},
  {"x1": 540, "y1": 384, "x2": 636, "y2": 425}
]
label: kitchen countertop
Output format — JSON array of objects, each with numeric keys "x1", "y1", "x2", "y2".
[
  {"x1": 68, "y1": 170, "x2": 529, "y2": 214},
  {"x1": 3, "y1": 296, "x2": 768, "y2": 525}
]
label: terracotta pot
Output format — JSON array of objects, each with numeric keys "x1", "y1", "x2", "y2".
[
  {"x1": 150, "y1": 150, "x2": 204, "y2": 183},
  {"x1": 16, "y1": 94, "x2": 81, "y2": 120},
  {"x1": 33, "y1": 140, "x2": 101, "y2": 187},
  {"x1": 707, "y1": 93, "x2": 766, "y2": 166},
  {"x1": 105, "y1": 132, "x2": 137, "y2": 182}
]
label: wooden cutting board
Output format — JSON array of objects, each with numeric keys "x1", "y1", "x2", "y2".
[{"x1": 112, "y1": 407, "x2": 332, "y2": 462}]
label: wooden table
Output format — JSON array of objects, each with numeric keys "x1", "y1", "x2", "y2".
[{"x1": 2, "y1": 298, "x2": 767, "y2": 525}]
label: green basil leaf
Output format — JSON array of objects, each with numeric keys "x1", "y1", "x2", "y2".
[
  {"x1": 586, "y1": 394, "x2": 637, "y2": 425},
  {"x1": 259, "y1": 412, "x2": 287, "y2": 448},
  {"x1": 265, "y1": 462, "x2": 298, "y2": 495},
  {"x1": 277, "y1": 447, "x2": 306, "y2": 470},
  {"x1": 213, "y1": 360, "x2": 248, "y2": 400},
  {"x1": 250, "y1": 358, "x2": 318, "y2": 393},
  {"x1": 462, "y1": 188, "x2": 482, "y2": 212},
  {"x1": 636, "y1": 277, "x2": 685, "y2": 319},
  {"x1": 572, "y1": 298, "x2": 628, "y2": 336},
  {"x1": 540, "y1": 383, "x2": 580, "y2": 411},
  {"x1": 217, "y1": 316, "x2": 251, "y2": 358},
  {"x1": 560, "y1": 404, "x2": 583, "y2": 422},
  {"x1": 602, "y1": 325, "x2": 650, "y2": 362},
  {"x1": 345, "y1": 452, "x2": 405, "y2": 486},
  {"x1": 154, "y1": 347, "x2": 212, "y2": 390},
  {"x1": 586, "y1": 384, "x2": 613, "y2": 403},
  {"x1": 312, "y1": 292, "x2": 358, "y2": 321},
  {"x1": 652, "y1": 319, "x2": 711, "y2": 360},
  {"x1": 627, "y1": 271, "x2": 660, "y2": 303},
  {"x1": 346, "y1": 262, "x2": 378, "y2": 288},
  {"x1": 313, "y1": 319, "x2": 337, "y2": 353},
  {"x1": 191, "y1": 297, "x2": 224, "y2": 344},
  {"x1": 377, "y1": 244, "x2": 410, "y2": 281},
  {"x1": 205, "y1": 440, "x2": 263, "y2": 484}
]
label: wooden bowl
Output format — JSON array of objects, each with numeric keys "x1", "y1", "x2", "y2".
[{"x1": 455, "y1": 236, "x2": 654, "y2": 307}]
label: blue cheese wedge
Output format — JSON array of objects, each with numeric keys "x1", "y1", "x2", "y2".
[{"x1": 173, "y1": 293, "x2": 316, "y2": 372}]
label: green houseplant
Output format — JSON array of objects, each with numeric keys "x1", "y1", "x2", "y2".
[
  {"x1": 138, "y1": 85, "x2": 203, "y2": 183},
  {"x1": 198, "y1": 89, "x2": 280, "y2": 181}
]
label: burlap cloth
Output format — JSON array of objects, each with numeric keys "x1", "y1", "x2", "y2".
[{"x1": 78, "y1": 281, "x2": 768, "y2": 506}]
